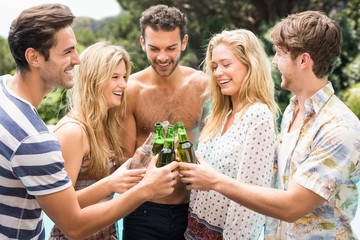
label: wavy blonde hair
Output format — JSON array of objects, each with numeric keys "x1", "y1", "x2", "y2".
[
  {"x1": 200, "y1": 29, "x2": 279, "y2": 142},
  {"x1": 68, "y1": 42, "x2": 131, "y2": 179}
]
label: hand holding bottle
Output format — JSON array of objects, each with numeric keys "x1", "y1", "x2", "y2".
[
  {"x1": 140, "y1": 153, "x2": 179, "y2": 199},
  {"x1": 178, "y1": 157, "x2": 220, "y2": 191},
  {"x1": 106, "y1": 158, "x2": 146, "y2": 194}
]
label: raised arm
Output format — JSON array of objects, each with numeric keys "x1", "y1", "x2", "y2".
[
  {"x1": 55, "y1": 120, "x2": 145, "y2": 208},
  {"x1": 37, "y1": 156, "x2": 179, "y2": 239}
]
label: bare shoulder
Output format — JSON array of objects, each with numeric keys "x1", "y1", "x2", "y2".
[
  {"x1": 126, "y1": 71, "x2": 144, "y2": 95},
  {"x1": 125, "y1": 68, "x2": 152, "y2": 111},
  {"x1": 53, "y1": 116, "x2": 84, "y2": 139},
  {"x1": 53, "y1": 116, "x2": 90, "y2": 156},
  {"x1": 180, "y1": 66, "x2": 208, "y2": 89}
]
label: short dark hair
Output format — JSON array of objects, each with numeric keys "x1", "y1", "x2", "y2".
[
  {"x1": 8, "y1": 4, "x2": 75, "y2": 72},
  {"x1": 140, "y1": 4, "x2": 187, "y2": 39}
]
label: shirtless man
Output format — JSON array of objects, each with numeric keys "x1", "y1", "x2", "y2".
[{"x1": 121, "y1": 4, "x2": 208, "y2": 240}]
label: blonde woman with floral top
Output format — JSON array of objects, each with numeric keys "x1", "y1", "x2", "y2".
[
  {"x1": 179, "y1": 28, "x2": 279, "y2": 239},
  {"x1": 180, "y1": 10, "x2": 360, "y2": 239}
]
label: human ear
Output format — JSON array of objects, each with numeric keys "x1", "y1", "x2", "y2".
[
  {"x1": 25, "y1": 48, "x2": 41, "y2": 67},
  {"x1": 140, "y1": 35, "x2": 145, "y2": 51},
  {"x1": 181, "y1": 34, "x2": 189, "y2": 51}
]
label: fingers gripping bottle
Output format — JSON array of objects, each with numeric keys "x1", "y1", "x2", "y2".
[
  {"x1": 176, "y1": 122, "x2": 197, "y2": 164},
  {"x1": 152, "y1": 122, "x2": 165, "y2": 155},
  {"x1": 157, "y1": 124, "x2": 176, "y2": 167},
  {"x1": 129, "y1": 132, "x2": 155, "y2": 169}
]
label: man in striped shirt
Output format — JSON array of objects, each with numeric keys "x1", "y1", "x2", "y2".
[{"x1": 0, "y1": 3, "x2": 179, "y2": 239}]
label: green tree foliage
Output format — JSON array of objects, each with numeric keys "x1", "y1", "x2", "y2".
[
  {"x1": 115, "y1": 0, "x2": 359, "y2": 113},
  {"x1": 104, "y1": 12, "x2": 148, "y2": 73},
  {"x1": 1, "y1": 0, "x2": 359, "y2": 124},
  {"x1": 116, "y1": 0, "x2": 349, "y2": 64},
  {"x1": 38, "y1": 88, "x2": 68, "y2": 125},
  {"x1": 0, "y1": 37, "x2": 15, "y2": 75},
  {"x1": 343, "y1": 83, "x2": 360, "y2": 118},
  {"x1": 331, "y1": 4, "x2": 360, "y2": 91}
]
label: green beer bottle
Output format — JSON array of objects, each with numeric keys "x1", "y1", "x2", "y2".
[
  {"x1": 156, "y1": 138, "x2": 176, "y2": 167},
  {"x1": 152, "y1": 122, "x2": 165, "y2": 155},
  {"x1": 157, "y1": 124, "x2": 176, "y2": 167},
  {"x1": 176, "y1": 122, "x2": 197, "y2": 164},
  {"x1": 165, "y1": 124, "x2": 176, "y2": 140}
]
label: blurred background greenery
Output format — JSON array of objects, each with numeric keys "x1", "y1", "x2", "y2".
[{"x1": 1, "y1": 0, "x2": 359, "y2": 124}]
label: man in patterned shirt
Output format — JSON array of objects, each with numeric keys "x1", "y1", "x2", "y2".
[{"x1": 179, "y1": 10, "x2": 360, "y2": 239}]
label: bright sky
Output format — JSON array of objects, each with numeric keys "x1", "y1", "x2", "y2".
[{"x1": 0, "y1": 0, "x2": 121, "y2": 38}]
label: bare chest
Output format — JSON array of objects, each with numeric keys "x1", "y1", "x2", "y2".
[{"x1": 134, "y1": 86, "x2": 203, "y2": 138}]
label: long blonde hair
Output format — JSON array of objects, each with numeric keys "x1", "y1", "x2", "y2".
[
  {"x1": 68, "y1": 42, "x2": 131, "y2": 179},
  {"x1": 200, "y1": 29, "x2": 279, "y2": 142}
]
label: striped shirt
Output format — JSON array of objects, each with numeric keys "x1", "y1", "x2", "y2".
[{"x1": 0, "y1": 75, "x2": 71, "y2": 239}]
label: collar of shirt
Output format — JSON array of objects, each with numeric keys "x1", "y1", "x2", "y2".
[{"x1": 283, "y1": 82, "x2": 335, "y2": 130}]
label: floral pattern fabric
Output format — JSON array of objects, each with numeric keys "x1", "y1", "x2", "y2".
[
  {"x1": 186, "y1": 103, "x2": 276, "y2": 240},
  {"x1": 265, "y1": 82, "x2": 360, "y2": 239}
]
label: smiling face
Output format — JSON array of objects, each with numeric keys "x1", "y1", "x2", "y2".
[
  {"x1": 103, "y1": 60, "x2": 127, "y2": 109},
  {"x1": 211, "y1": 43, "x2": 248, "y2": 98},
  {"x1": 40, "y1": 26, "x2": 80, "y2": 91},
  {"x1": 141, "y1": 27, "x2": 187, "y2": 78},
  {"x1": 272, "y1": 46, "x2": 300, "y2": 92}
]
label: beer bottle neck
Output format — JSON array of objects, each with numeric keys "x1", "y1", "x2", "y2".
[
  {"x1": 178, "y1": 132, "x2": 188, "y2": 143},
  {"x1": 163, "y1": 138, "x2": 174, "y2": 149},
  {"x1": 143, "y1": 132, "x2": 155, "y2": 146},
  {"x1": 166, "y1": 125, "x2": 176, "y2": 139},
  {"x1": 155, "y1": 129, "x2": 165, "y2": 143},
  {"x1": 155, "y1": 126, "x2": 164, "y2": 136}
]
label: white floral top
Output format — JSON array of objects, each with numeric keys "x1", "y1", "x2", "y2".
[
  {"x1": 185, "y1": 103, "x2": 276, "y2": 240},
  {"x1": 265, "y1": 82, "x2": 360, "y2": 239}
]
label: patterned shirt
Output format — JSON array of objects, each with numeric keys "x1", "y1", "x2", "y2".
[
  {"x1": 186, "y1": 103, "x2": 276, "y2": 240},
  {"x1": 0, "y1": 76, "x2": 71, "y2": 239},
  {"x1": 265, "y1": 82, "x2": 360, "y2": 239}
]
